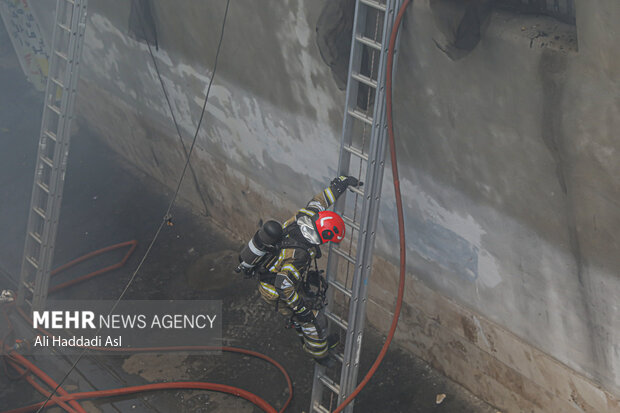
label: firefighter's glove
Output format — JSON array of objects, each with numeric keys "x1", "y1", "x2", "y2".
[
  {"x1": 331, "y1": 175, "x2": 363, "y2": 197},
  {"x1": 294, "y1": 306, "x2": 315, "y2": 323}
]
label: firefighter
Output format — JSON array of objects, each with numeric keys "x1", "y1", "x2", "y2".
[{"x1": 237, "y1": 176, "x2": 361, "y2": 365}]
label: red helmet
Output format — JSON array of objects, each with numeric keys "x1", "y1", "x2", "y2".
[{"x1": 314, "y1": 211, "x2": 345, "y2": 244}]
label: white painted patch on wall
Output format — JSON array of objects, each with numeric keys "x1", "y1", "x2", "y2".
[
  {"x1": 400, "y1": 178, "x2": 503, "y2": 288},
  {"x1": 81, "y1": 12, "x2": 342, "y2": 193},
  {"x1": 477, "y1": 249, "x2": 502, "y2": 288}
]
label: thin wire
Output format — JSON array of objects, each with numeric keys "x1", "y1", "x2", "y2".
[
  {"x1": 139, "y1": 8, "x2": 211, "y2": 217},
  {"x1": 34, "y1": 1, "x2": 231, "y2": 411},
  {"x1": 0, "y1": 264, "x2": 18, "y2": 288},
  {"x1": 162, "y1": 0, "x2": 231, "y2": 220}
]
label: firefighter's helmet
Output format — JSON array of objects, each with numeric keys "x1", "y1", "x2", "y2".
[{"x1": 314, "y1": 211, "x2": 345, "y2": 244}]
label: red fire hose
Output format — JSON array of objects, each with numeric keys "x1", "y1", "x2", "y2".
[
  {"x1": 48, "y1": 240, "x2": 137, "y2": 294},
  {"x1": 4, "y1": 353, "x2": 278, "y2": 413},
  {"x1": 1, "y1": 242, "x2": 292, "y2": 413}
]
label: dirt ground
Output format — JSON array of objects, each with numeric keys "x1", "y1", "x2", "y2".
[{"x1": 0, "y1": 21, "x2": 498, "y2": 413}]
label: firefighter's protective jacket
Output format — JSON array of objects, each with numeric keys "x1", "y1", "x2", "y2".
[{"x1": 258, "y1": 183, "x2": 340, "y2": 314}]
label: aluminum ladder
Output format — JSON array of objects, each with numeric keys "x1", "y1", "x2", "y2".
[
  {"x1": 17, "y1": 0, "x2": 89, "y2": 311},
  {"x1": 310, "y1": 0, "x2": 403, "y2": 411}
]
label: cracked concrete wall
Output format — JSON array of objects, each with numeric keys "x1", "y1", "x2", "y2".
[{"x1": 23, "y1": 0, "x2": 620, "y2": 411}]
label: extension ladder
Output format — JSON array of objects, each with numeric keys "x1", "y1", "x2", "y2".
[
  {"x1": 18, "y1": 0, "x2": 89, "y2": 311},
  {"x1": 310, "y1": 0, "x2": 403, "y2": 411}
]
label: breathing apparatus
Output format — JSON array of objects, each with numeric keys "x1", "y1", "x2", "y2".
[
  {"x1": 235, "y1": 220, "x2": 283, "y2": 276},
  {"x1": 236, "y1": 218, "x2": 329, "y2": 310}
]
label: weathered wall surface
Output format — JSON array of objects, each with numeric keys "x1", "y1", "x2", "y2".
[
  {"x1": 77, "y1": 0, "x2": 348, "y2": 237},
  {"x1": 377, "y1": 0, "x2": 620, "y2": 407},
  {"x1": 26, "y1": 0, "x2": 620, "y2": 411}
]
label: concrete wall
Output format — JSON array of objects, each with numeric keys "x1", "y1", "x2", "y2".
[
  {"x1": 74, "y1": 0, "x2": 349, "y2": 236},
  {"x1": 26, "y1": 0, "x2": 620, "y2": 411},
  {"x1": 383, "y1": 0, "x2": 620, "y2": 400}
]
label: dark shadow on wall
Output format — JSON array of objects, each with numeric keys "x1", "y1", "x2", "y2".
[
  {"x1": 539, "y1": 49, "x2": 568, "y2": 196},
  {"x1": 431, "y1": 0, "x2": 496, "y2": 61},
  {"x1": 128, "y1": 0, "x2": 159, "y2": 50},
  {"x1": 496, "y1": 0, "x2": 576, "y2": 25},
  {"x1": 432, "y1": 0, "x2": 577, "y2": 60},
  {"x1": 316, "y1": 1, "x2": 385, "y2": 112},
  {"x1": 316, "y1": 0, "x2": 355, "y2": 90}
]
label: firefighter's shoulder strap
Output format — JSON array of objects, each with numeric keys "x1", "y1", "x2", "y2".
[
  {"x1": 278, "y1": 223, "x2": 310, "y2": 250},
  {"x1": 256, "y1": 224, "x2": 302, "y2": 282}
]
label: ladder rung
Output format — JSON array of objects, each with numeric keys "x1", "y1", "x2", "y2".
[
  {"x1": 329, "y1": 278, "x2": 352, "y2": 298},
  {"x1": 22, "y1": 281, "x2": 35, "y2": 293},
  {"x1": 355, "y1": 34, "x2": 382, "y2": 51},
  {"x1": 28, "y1": 231, "x2": 42, "y2": 244},
  {"x1": 349, "y1": 185, "x2": 364, "y2": 197},
  {"x1": 40, "y1": 155, "x2": 54, "y2": 168},
  {"x1": 64, "y1": 0, "x2": 76, "y2": 4},
  {"x1": 333, "y1": 351, "x2": 344, "y2": 364},
  {"x1": 55, "y1": 50, "x2": 68, "y2": 61},
  {"x1": 36, "y1": 181, "x2": 50, "y2": 194},
  {"x1": 33, "y1": 207, "x2": 46, "y2": 219},
  {"x1": 360, "y1": 0, "x2": 387, "y2": 12},
  {"x1": 351, "y1": 72, "x2": 377, "y2": 89},
  {"x1": 325, "y1": 310, "x2": 348, "y2": 330},
  {"x1": 47, "y1": 104, "x2": 61, "y2": 115},
  {"x1": 44, "y1": 130, "x2": 57, "y2": 142},
  {"x1": 343, "y1": 144, "x2": 369, "y2": 161},
  {"x1": 318, "y1": 373, "x2": 341, "y2": 395},
  {"x1": 25, "y1": 256, "x2": 39, "y2": 269},
  {"x1": 331, "y1": 247, "x2": 356, "y2": 264},
  {"x1": 348, "y1": 109, "x2": 373, "y2": 125},
  {"x1": 312, "y1": 402, "x2": 331, "y2": 413},
  {"x1": 50, "y1": 77, "x2": 65, "y2": 89},
  {"x1": 342, "y1": 215, "x2": 360, "y2": 231},
  {"x1": 57, "y1": 23, "x2": 71, "y2": 33}
]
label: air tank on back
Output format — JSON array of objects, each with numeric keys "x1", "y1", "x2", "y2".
[{"x1": 236, "y1": 220, "x2": 283, "y2": 274}]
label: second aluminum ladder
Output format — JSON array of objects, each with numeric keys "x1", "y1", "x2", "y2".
[{"x1": 17, "y1": 0, "x2": 89, "y2": 311}]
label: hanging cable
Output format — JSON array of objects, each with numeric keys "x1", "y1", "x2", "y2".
[
  {"x1": 32, "y1": 1, "x2": 232, "y2": 411},
  {"x1": 136, "y1": 3, "x2": 211, "y2": 216},
  {"x1": 332, "y1": 1, "x2": 411, "y2": 412}
]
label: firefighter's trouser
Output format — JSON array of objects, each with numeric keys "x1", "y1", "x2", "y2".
[{"x1": 259, "y1": 281, "x2": 329, "y2": 358}]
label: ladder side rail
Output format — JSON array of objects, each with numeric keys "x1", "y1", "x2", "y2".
[
  {"x1": 49, "y1": 0, "x2": 87, "y2": 197},
  {"x1": 326, "y1": 0, "x2": 368, "y2": 318},
  {"x1": 324, "y1": 0, "x2": 370, "y2": 299},
  {"x1": 33, "y1": 0, "x2": 88, "y2": 311},
  {"x1": 18, "y1": 0, "x2": 68, "y2": 307},
  {"x1": 337, "y1": 1, "x2": 401, "y2": 409},
  {"x1": 39, "y1": 0, "x2": 78, "y2": 250},
  {"x1": 21, "y1": 0, "x2": 89, "y2": 311},
  {"x1": 310, "y1": 1, "x2": 373, "y2": 409},
  {"x1": 32, "y1": 0, "x2": 80, "y2": 310},
  {"x1": 60, "y1": 0, "x2": 87, "y2": 182},
  {"x1": 324, "y1": 0, "x2": 371, "y2": 309},
  {"x1": 336, "y1": 0, "x2": 369, "y2": 179},
  {"x1": 337, "y1": 126, "x2": 390, "y2": 407}
]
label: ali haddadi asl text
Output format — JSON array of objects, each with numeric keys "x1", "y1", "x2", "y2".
[{"x1": 34, "y1": 335, "x2": 121, "y2": 347}]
